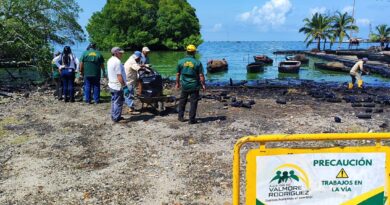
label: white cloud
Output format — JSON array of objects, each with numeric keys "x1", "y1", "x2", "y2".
[
  {"x1": 211, "y1": 23, "x2": 223, "y2": 32},
  {"x1": 309, "y1": 7, "x2": 327, "y2": 15},
  {"x1": 237, "y1": 0, "x2": 292, "y2": 30},
  {"x1": 357, "y1": 18, "x2": 370, "y2": 26},
  {"x1": 342, "y1": 6, "x2": 354, "y2": 14}
]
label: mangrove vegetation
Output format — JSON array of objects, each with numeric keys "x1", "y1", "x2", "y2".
[{"x1": 86, "y1": 0, "x2": 203, "y2": 51}]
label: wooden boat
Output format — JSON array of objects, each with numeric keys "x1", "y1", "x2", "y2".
[
  {"x1": 253, "y1": 55, "x2": 273, "y2": 64},
  {"x1": 207, "y1": 59, "x2": 228, "y2": 73},
  {"x1": 286, "y1": 54, "x2": 309, "y2": 64},
  {"x1": 246, "y1": 62, "x2": 264, "y2": 73},
  {"x1": 278, "y1": 61, "x2": 301, "y2": 73},
  {"x1": 314, "y1": 62, "x2": 349, "y2": 73}
]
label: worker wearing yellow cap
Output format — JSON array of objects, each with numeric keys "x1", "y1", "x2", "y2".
[{"x1": 176, "y1": 44, "x2": 206, "y2": 124}]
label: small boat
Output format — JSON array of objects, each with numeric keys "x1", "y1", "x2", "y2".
[
  {"x1": 207, "y1": 59, "x2": 228, "y2": 73},
  {"x1": 253, "y1": 55, "x2": 273, "y2": 64},
  {"x1": 286, "y1": 54, "x2": 309, "y2": 64},
  {"x1": 246, "y1": 62, "x2": 264, "y2": 73},
  {"x1": 314, "y1": 62, "x2": 349, "y2": 72},
  {"x1": 278, "y1": 61, "x2": 301, "y2": 73}
]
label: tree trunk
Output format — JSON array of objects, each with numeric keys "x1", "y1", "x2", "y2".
[
  {"x1": 317, "y1": 38, "x2": 321, "y2": 50},
  {"x1": 323, "y1": 38, "x2": 327, "y2": 50}
]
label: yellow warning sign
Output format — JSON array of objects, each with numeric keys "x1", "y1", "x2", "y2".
[{"x1": 336, "y1": 168, "x2": 349, "y2": 178}]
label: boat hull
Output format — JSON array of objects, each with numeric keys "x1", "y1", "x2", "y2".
[
  {"x1": 247, "y1": 62, "x2": 264, "y2": 73},
  {"x1": 278, "y1": 61, "x2": 301, "y2": 73}
]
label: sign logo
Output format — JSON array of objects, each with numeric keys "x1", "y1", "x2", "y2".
[
  {"x1": 270, "y1": 164, "x2": 310, "y2": 188},
  {"x1": 265, "y1": 164, "x2": 312, "y2": 202}
]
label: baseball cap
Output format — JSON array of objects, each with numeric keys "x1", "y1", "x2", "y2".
[
  {"x1": 142, "y1": 47, "x2": 150, "y2": 52},
  {"x1": 111, "y1": 47, "x2": 124, "y2": 54},
  {"x1": 186, "y1": 44, "x2": 197, "y2": 52},
  {"x1": 362, "y1": 57, "x2": 368, "y2": 62},
  {"x1": 134, "y1": 51, "x2": 142, "y2": 58}
]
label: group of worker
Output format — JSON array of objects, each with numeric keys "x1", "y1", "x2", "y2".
[
  {"x1": 52, "y1": 42, "x2": 366, "y2": 124},
  {"x1": 52, "y1": 43, "x2": 206, "y2": 124}
]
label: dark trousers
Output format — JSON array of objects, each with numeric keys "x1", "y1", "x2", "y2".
[
  {"x1": 53, "y1": 77, "x2": 62, "y2": 99},
  {"x1": 110, "y1": 89, "x2": 124, "y2": 122},
  {"x1": 84, "y1": 76, "x2": 100, "y2": 103},
  {"x1": 61, "y1": 72, "x2": 75, "y2": 101},
  {"x1": 350, "y1": 74, "x2": 357, "y2": 84},
  {"x1": 178, "y1": 90, "x2": 200, "y2": 122}
]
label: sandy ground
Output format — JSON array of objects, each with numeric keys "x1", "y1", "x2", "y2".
[{"x1": 1, "y1": 82, "x2": 390, "y2": 204}]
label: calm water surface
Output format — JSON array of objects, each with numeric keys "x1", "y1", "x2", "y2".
[{"x1": 68, "y1": 41, "x2": 390, "y2": 85}]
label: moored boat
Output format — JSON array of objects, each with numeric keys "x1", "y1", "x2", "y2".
[
  {"x1": 207, "y1": 59, "x2": 228, "y2": 73},
  {"x1": 278, "y1": 61, "x2": 301, "y2": 73},
  {"x1": 286, "y1": 54, "x2": 309, "y2": 64},
  {"x1": 314, "y1": 62, "x2": 349, "y2": 73},
  {"x1": 246, "y1": 62, "x2": 264, "y2": 73},
  {"x1": 253, "y1": 55, "x2": 273, "y2": 64}
]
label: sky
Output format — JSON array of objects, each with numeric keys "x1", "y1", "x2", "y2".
[{"x1": 76, "y1": 0, "x2": 390, "y2": 41}]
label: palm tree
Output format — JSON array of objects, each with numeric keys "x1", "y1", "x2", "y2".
[
  {"x1": 332, "y1": 11, "x2": 358, "y2": 49},
  {"x1": 299, "y1": 13, "x2": 332, "y2": 50},
  {"x1": 373, "y1": 24, "x2": 390, "y2": 48}
]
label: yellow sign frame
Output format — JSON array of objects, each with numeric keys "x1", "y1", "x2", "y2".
[{"x1": 233, "y1": 133, "x2": 390, "y2": 205}]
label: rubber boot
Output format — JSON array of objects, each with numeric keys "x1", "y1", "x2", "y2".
[
  {"x1": 348, "y1": 83, "x2": 354, "y2": 90},
  {"x1": 358, "y1": 80, "x2": 363, "y2": 89}
]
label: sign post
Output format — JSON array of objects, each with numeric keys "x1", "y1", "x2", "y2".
[{"x1": 233, "y1": 133, "x2": 390, "y2": 205}]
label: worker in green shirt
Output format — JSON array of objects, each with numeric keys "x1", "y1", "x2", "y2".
[
  {"x1": 175, "y1": 44, "x2": 206, "y2": 124},
  {"x1": 79, "y1": 43, "x2": 105, "y2": 104},
  {"x1": 52, "y1": 51, "x2": 62, "y2": 100}
]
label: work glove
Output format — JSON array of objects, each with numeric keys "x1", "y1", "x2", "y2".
[{"x1": 123, "y1": 86, "x2": 130, "y2": 96}]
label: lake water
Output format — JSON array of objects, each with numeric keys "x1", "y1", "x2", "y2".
[{"x1": 60, "y1": 41, "x2": 390, "y2": 85}]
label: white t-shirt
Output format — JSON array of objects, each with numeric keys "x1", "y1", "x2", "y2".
[{"x1": 107, "y1": 56, "x2": 126, "y2": 91}]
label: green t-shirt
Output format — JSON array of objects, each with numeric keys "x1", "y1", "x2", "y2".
[
  {"x1": 52, "y1": 60, "x2": 60, "y2": 78},
  {"x1": 79, "y1": 49, "x2": 105, "y2": 77},
  {"x1": 176, "y1": 55, "x2": 204, "y2": 91}
]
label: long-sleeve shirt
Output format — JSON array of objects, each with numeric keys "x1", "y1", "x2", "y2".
[
  {"x1": 350, "y1": 60, "x2": 364, "y2": 75},
  {"x1": 54, "y1": 54, "x2": 79, "y2": 72},
  {"x1": 124, "y1": 54, "x2": 142, "y2": 87}
]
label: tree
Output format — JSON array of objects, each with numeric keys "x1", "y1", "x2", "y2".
[
  {"x1": 371, "y1": 24, "x2": 390, "y2": 48},
  {"x1": 0, "y1": 0, "x2": 85, "y2": 71},
  {"x1": 332, "y1": 11, "x2": 358, "y2": 49},
  {"x1": 87, "y1": 0, "x2": 203, "y2": 50},
  {"x1": 156, "y1": 0, "x2": 202, "y2": 50},
  {"x1": 299, "y1": 13, "x2": 332, "y2": 50}
]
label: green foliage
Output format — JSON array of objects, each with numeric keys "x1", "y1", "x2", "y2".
[
  {"x1": 371, "y1": 24, "x2": 390, "y2": 47},
  {"x1": 87, "y1": 0, "x2": 203, "y2": 51},
  {"x1": 299, "y1": 13, "x2": 333, "y2": 50},
  {"x1": 0, "y1": 0, "x2": 85, "y2": 73},
  {"x1": 299, "y1": 11, "x2": 359, "y2": 50},
  {"x1": 332, "y1": 11, "x2": 358, "y2": 49}
]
